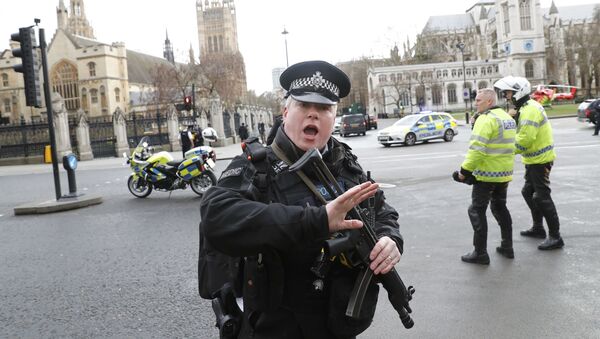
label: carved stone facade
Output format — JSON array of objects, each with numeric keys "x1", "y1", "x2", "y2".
[{"x1": 368, "y1": 0, "x2": 599, "y2": 114}]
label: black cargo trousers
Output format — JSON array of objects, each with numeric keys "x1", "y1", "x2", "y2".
[
  {"x1": 522, "y1": 162, "x2": 560, "y2": 237},
  {"x1": 468, "y1": 181, "x2": 513, "y2": 252}
]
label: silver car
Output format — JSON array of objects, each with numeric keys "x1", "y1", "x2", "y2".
[{"x1": 577, "y1": 98, "x2": 600, "y2": 124}]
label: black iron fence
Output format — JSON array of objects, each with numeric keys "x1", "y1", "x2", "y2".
[
  {"x1": 0, "y1": 117, "x2": 49, "y2": 159},
  {"x1": 126, "y1": 111, "x2": 169, "y2": 148},
  {"x1": 89, "y1": 116, "x2": 116, "y2": 158}
]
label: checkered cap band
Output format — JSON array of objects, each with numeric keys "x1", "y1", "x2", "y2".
[{"x1": 289, "y1": 71, "x2": 340, "y2": 97}]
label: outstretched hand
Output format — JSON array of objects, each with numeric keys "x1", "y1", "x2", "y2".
[{"x1": 325, "y1": 181, "x2": 379, "y2": 233}]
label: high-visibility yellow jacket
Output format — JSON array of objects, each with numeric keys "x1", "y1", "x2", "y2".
[
  {"x1": 461, "y1": 107, "x2": 516, "y2": 182},
  {"x1": 515, "y1": 99, "x2": 556, "y2": 165}
]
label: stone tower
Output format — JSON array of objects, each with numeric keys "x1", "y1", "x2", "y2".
[
  {"x1": 495, "y1": 0, "x2": 546, "y2": 83},
  {"x1": 57, "y1": 0, "x2": 68, "y2": 30},
  {"x1": 163, "y1": 30, "x2": 175, "y2": 64},
  {"x1": 196, "y1": 0, "x2": 240, "y2": 60},
  {"x1": 196, "y1": 0, "x2": 247, "y2": 104},
  {"x1": 65, "y1": 0, "x2": 95, "y2": 38}
]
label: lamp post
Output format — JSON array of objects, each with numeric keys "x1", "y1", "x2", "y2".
[
  {"x1": 456, "y1": 42, "x2": 469, "y2": 124},
  {"x1": 281, "y1": 27, "x2": 289, "y2": 67}
]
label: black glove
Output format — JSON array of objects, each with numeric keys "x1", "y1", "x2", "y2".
[{"x1": 452, "y1": 169, "x2": 477, "y2": 185}]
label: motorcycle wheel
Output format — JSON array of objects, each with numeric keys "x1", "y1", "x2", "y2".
[
  {"x1": 127, "y1": 175, "x2": 153, "y2": 198},
  {"x1": 190, "y1": 170, "x2": 217, "y2": 196}
]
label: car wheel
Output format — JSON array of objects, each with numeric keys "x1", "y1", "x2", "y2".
[
  {"x1": 404, "y1": 133, "x2": 416, "y2": 146},
  {"x1": 382, "y1": 144, "x2": 391, "y2": 148},
  {"x1": 443, "y1": 129, "x2": 455, "y2": 142}
]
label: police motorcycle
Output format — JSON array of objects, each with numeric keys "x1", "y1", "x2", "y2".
[{"x1": 123, "y1": 129, "x2": 218, "y2": 198}]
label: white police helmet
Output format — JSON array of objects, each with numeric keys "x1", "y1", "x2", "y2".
[
  {"x1": 202, "y1": 127, "x2": 218, "y2": 142},
  {"x1": 493, "y1": 76, "x2": 531, "y2": 101}
]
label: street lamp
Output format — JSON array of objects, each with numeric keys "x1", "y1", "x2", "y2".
[
  {"x1": 456, "y1": 42, "x2": 469, "y2": 123},
  {"x1": 281, "y1": 27, "x2": 289, "y2": 67}
]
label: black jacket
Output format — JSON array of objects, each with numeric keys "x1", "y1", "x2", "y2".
[{"x1": 199, "y1": 127, "x2": 403, "y2": 337}]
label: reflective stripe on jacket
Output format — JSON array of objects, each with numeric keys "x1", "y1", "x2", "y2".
[
  {"x1": 461, "y1": 107, "x2": 516, "y2": 182},
  {"x1": 515, "y1": 99, "x2": 556, "y2": 164}
]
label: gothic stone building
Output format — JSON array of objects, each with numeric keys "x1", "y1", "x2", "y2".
[{"x1": 368, "y1": 0, "x2": 598, "y2": 115}]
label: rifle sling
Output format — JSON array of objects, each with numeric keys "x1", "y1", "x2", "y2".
[{"x1": 271, "y1": 142, "x2": 328, "y2": 205}]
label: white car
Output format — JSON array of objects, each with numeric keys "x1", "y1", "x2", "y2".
[
  {"x1": 377, "y1": 112, "x2": 459, "y2": 147},
  {"x1": 333, "y1": 116, "x2": 342, "y2": 134}
]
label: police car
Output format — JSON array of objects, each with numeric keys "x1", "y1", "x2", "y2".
[{"x1": 377, "y1": 111, "x2": 459, "y2": 147}]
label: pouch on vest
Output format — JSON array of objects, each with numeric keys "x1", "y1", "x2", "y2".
[
  {"x1": 242, "y1": 248, "x2": 284, "y2": 312},
  {"x1": 198, "y1": 224, "x2": 241, "y2": 300}
]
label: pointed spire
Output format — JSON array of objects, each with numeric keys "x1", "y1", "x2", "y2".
[
  {"x1": 58, "y1": 0, "x2": 66, "y2": 11},
  {"x1": 550, "y1": 0, "x2": 558, "y2": 15},
  {"x1": 165, "y1": 29, "x2": 170, "y2": 44}
]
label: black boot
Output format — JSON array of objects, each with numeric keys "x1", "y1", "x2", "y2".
[
  {"x1": 496, "y1": 241, "x2": 514, "y2": 259},
  {"x1": 461, "y1": 250, "x2": 490, "y2": 265},
  {"x1": 538, "y1": 236, "x2": 564, "y2": 250},
  {"x1": 520, "y1": 226, "x2": 546, "y2": 239}
]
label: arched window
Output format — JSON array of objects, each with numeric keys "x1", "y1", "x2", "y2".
[
  {"x1": 397, "y1": 73, "x2": 403, "y2": 81},
  {"x1": 1, "y1": 73, "x2": 8, "y2": 87},
  {"x1": 81, "y1": 88, "x2": 89, "y2": 111},
  {"x1": 466, "y1": 69, "x2": 471, "y2": 76},
  {"x1": 90, "y1": 89, "x2": 98, "y2": 104},
  {"x1": 481, "y1": 67, "x2": 487, "y2": 75},
  {"x1": 436, "y1": 70, "x2": 442, "y2": 78},
  {"x1": 88, "y1": 62, "x2": 96, "y2": 77},
  {"x1": 100, "y1": 85, "x2": 107, "y2": 109},
  {"x1": 390, "y1": 74, "x2": 396, "y2": 82},
  {"x1": 4, "y1": 98, "x2": 11, "y2": 112},
  {"x1": 487, "y1": 66, "x2": 493, "y2": 74},
  {"x1": 525, "y1": 60, "x2": 534, "y2": 78},
  {"x1": 443, "y1": 70, "x2": 448, "y2": 78},
  {"x1": 451, "y1": 69, "x2": 457, "y2": 77},
  {"x1": 447, "y1": 84, "x2": 457, "y2": 104},
  {"x1": 432, "y1": 85, "x2": 443, "y2": 105},
  {"x1": 473, "y1": 68, "x2": 478, "y2": 75},
  {"x1": 416, "y1": 85, "x2": 426, "y2": 107},
  {"x1": 51, "y1": 61, "x2": 80, "y2": 111},
  {"x1": 458, "y1": 69, "x2": 463, "y2": 77},
  {"x1": 400, "y1": 91, "x2": 410, "y2": 106},
  {"x1": 502, "y1": 3, "x2": 510, "y2": 34},
  {"x1": 378, "y1": 74, "x2": 387, "y2": 82},
  {"x1": 115, "y1": 88, "x2": 120, "y2": 102},
  {"x1": 520, "y1": 0, "x2": 532, "y2": 30}
]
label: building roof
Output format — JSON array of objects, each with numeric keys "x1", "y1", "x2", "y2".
[
  {"x1": 126, "y1": 49, "x2": 174, "y2": 84},
  {"x1": 422, "y1": 14, "x2": 474, "y2": 33}
]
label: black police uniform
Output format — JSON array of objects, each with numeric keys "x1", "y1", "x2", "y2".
[{"x1": 200, "y1": 126, "x2": 403, "y2": 339}]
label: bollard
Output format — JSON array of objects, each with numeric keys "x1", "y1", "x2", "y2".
[
  {"x1": 62, "y1": 153, "x2": 78, "y2": 197},
  {"x1": 44, "y1": 145, "x2": 52, "y2": 163},
  {"x1": 465, "y1": 111, "x2": 470, "y2": 125}
]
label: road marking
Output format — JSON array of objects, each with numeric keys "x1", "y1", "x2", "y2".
[
  {"x1": 378, "y1": 183, "x2": 396, "y2": 188},
  {"x1": 0, "y1": 214, "x2": 3, "y2": 217},
  {"x1": 556, "y1": 144, "x2": 600, "y2": 150}
]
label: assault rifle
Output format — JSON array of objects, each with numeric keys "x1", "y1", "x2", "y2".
[{"x1": 288, "y1": 148, "x2": 415, "y2": 329}]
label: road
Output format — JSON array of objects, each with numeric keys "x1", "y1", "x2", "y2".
[{"x1": 1, "y1": 117, "x2": 599, "y2": 338}]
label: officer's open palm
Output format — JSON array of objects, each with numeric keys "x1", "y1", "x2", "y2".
[{"x1": 326, "y1": 182, "x2": 379, "y2": 233}]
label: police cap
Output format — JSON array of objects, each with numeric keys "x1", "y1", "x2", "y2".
[{"x1": 280, "y1": 60, "x2": 351, "y2": 105}]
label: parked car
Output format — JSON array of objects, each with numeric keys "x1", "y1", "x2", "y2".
[
  {"x1": 333, "y1": 116, "x2": 342, "y2": 134},
  {"x1": 366, "y1": 113, "x2": 378, "y2": 130},
  {"x1": 340, "y1": 114, "x2": 367, "y2": 137},
  {"x1": 377, "y1": 111, "x2": 458, "y2": 147},
  {"x1": 577, "y1": 98, "x2": 600, "y2": 125}
]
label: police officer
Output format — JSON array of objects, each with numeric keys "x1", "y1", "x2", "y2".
[
  {"x1": 589, "y1": 99, "x2": 600, "y2": 136},
  {"x1": 494, "y1": 76, "x2": 564, "y2": 250},
  {"x1": 455, "y1": 88, "x2": 516, "y2": 264},
  {"x1": 200, "y1": 60, "x2": 403, "y2": 338},
  {"x1": 180, "y1": 125, "x2": 194, "y2": 158}
]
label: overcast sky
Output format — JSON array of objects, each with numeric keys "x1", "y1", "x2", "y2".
[{"x1": 1, "y1": 0, "x2": 597, "y2": 94}]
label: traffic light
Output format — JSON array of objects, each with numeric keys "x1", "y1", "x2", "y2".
[
  {"x1": 184, "y1": 96, "x2": 192, "y2": 111},
  {"x1": 11, "y1": 27, "x2": 41, "y2": 107},
  {"x1": 470, "y1": 89, "x2": 477, "y2": 100}
]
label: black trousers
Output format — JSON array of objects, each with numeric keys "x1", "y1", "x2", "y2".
[
  {"x1": 468, "y1": 181, "x2": 513, "y2": 252},
  {"x1": 522, "y1": 162, "x2": 561, "y2": 237}
]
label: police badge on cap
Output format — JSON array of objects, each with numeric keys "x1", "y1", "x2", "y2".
[{"x1": 280, "y1": 60, "x2": 351, "y2": 105}]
